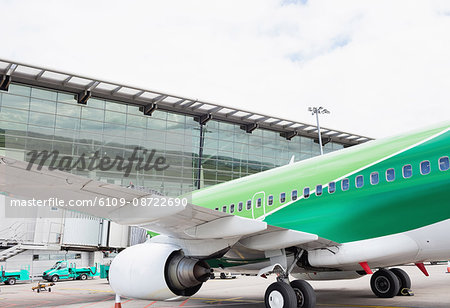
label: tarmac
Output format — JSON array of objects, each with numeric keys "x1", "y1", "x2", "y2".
[{"x1": 0, "y1": 264, "x2": 449, "y2": 308}]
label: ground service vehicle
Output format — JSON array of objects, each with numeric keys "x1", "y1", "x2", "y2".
[
  {"x1": 0, "y1": 266, "x2": 30, "y2": 285},
  {"x1": 42, "y1": 261, "x2": 98, "y2": 282}
]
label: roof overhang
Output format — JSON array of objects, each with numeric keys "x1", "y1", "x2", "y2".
[{"x1": 0, "y1": 58, "x2": 373, "y2": 146}]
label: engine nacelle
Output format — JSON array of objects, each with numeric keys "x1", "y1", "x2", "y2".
[{"x1": 109, "y1": 242, "x2": 211, "y2": 300}]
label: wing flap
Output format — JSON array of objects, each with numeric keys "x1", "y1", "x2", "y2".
[{"x1": 240, "y1": 229, "x2": 318, "y2": 251}]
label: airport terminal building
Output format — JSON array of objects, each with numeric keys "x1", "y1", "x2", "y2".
[{"x1": 0, "y1": 59, "x2": 371, "y2": 276}]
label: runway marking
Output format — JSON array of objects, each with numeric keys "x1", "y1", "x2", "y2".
[
  {"x1": 115, "y1": 299, "x2": 132, "y2": 307},
  {"x1": 0, "y1": 304, "x2": 19, "y2": 308},
  {"x1": 79, "y1": 295, "x2": 115, "y2": 307},
  {"x1": 193, "y1": 297, "x2": 263, "y2": 304},
  {"x1": 58, "y1": 287, "x2": 114, "y2": 293},
  {"x1": 144, "y1": 301, "x2": 157, "y2": 307},
  {"x1": 179, "y1": 299, "x2": 190, "y2": 306}
]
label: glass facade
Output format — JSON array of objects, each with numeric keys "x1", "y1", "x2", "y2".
[{"x1": 0, "y1": 83, "x2": 344, "y2": 196}]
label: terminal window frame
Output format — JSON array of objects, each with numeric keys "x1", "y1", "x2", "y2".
[
  {"x1": 355, "y1": 175, "x2": 364, "y2": 188},
  {"x1": 303, "y1": 187, "x2": 310, "y2": 199},
  {"x1": 246, "y1": 200, "x2": 252, "y2": 210},
  {"x1": 238, "y1": 202, "x2": 243, "y2": 212},
  {"x1": 386, "y1": 168, "x2": 395, "y2": 182},
  {"x1": 291, "y1": 190, "x2": 298, "y2": 201},
  {"x1": 280, "y1": 193, "x2": 286, "y2": 203},
  {"x1": 328, "y1": 182, "x2": 336, "y2": 194},
  {"x1": 370, "y1": 172, "x2": 379, "y2": 185},
  {"x1": 402, "y1": 164, "x2": 412, "y2": 178},
  {"x1": 230, "y1": 204, "x2": 235, "y2": 213},
  {"x1": 342, "y1": 178, "x2": 350, "y2": 191},
  {"x1": 420, "y1": 160, "x2": 431, "y2": 175},
  {"x1": 268, "y1": 195, "x2": 274, "y2": 206},
  {"x1": 439, "y1": 156, "x2": 449, "y2": 171}
]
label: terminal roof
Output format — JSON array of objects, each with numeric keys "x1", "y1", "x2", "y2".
[{"x1": 0, "y1": 59, "x2": 373, "y2": 146}]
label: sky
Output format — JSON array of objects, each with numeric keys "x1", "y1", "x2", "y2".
[{"x1": 1, "y1": 0, "x2": 450, "y2": 138}]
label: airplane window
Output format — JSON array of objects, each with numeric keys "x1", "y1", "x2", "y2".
[
  {"x1": 303, "y1": 187, "x2": 310, "y2": 198},
  {"x1": 257, "y1": 198, "x2": 262, "y2": 208},
  {"x1": 403, "y1": 164, "x2": 412, "y2": 178},
  {"x1": 420, "y1": 161, "x2": 430, "y2": 175},
  {"x1": 222, "y1": 205, "x2": 227, "y2": 213},
  {"x1": 316, "y1": 185, "x2": 322, "y2": 196},
  {"x1": 439, "y1": 157, "x2": 449, "y2": 171},
  {"x1": 268, "y1": 195, "x2": 273, "y2": 206},
  {"x1": 246, "y1": 200, "x2": 251, "y2": 210},
  {"x1": 386, "y1": 168, "x2": 395, "y2": 182},
  {"x1": 238, "y1": 202, "x2": 243, "y2": 212},
  {"x1": 328, "y1": 182, "x2": 336, "y2": 193},
  {"x1": 370, "y1": 172, "x2": 379, "y2": 185},
  {"x1": 214, "y1": 207, "x2": 219, "y2": 211},
  {"x1": 292, "y1": 190, "x2": 298, "y2": 201},
  {"x1": 280, "y1": 193, "x2": 286, "y2": 203},
  {"x1": 356, "y1": 175, "x2": 364, "y2": 188},
  {"x1": 230, "y1": 204, "x2": 235, "y2": 213},
  {"x1": 342, "y1": 179, "x2": 349, "y2": 191}
]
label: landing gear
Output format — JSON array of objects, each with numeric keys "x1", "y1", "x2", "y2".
[
  {"x1": 265, "y1": 282, "x2": 297, "y2": 308},
  {"x1": 370, "y1": 269, "x2": 400, "y2": 298},
  {"x1": 290, "y1": 280, "x2": 316, "y2": 308},
  {"x1": 264, "y1": 280, "x2": 316, "y2": 308},
  {"x1": 390, "y1": 268, "x2": 412, "y2": 296},
  {"x1": 370, "y1": 268, "x2": 413, "y2": 298},
  {"x1": 262, "y1": 248, "x2": 316, "y2": 308}
]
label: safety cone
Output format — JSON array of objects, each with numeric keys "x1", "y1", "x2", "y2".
[
  {"x1": 446, "y1": 261, "x2": 450, "y2": 274},
  {"x1": 115, "y1": 294, "x2": 122, "y2": 308}
]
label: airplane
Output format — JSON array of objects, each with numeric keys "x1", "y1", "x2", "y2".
[{"x1": 0, "y1": 121, "x2": 449, "y2": 308}]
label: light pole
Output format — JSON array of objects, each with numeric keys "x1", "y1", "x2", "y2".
[{"x1": 308, "y1": 106, "x2": 330, "y2": 155}]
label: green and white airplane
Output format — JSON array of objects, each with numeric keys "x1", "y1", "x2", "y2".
[{"x1": 0, "y1": 121, "x2": 449, "y2": 308}]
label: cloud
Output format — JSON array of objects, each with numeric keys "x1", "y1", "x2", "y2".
[{"x1": 1, "y1": 0, "x2": 449, "y2": 138}]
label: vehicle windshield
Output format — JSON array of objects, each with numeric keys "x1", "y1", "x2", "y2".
[
  {"x1": 51, "y1": 263, "x2": 60, "y2": 269},
  {"x1": 51, "y1": 262, "x2": 65, "y2": 270}
]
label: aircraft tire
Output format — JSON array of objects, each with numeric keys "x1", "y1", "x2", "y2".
[
  {"x1": 264, "y1": 281, "x2": 297, "y2": 308},
  {"x1": 290, "y1": 280, "x2": 316, "y2": 308},
  {"x1": 390, "y1": 268, "x2": 411, "y2": 296},
  {"x1": 370, "y1": 269, "x2": 400, "y2": 298}
]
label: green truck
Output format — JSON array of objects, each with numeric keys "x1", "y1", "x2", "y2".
[
  {"x1": 42, "y1": 261, "x2": 98, "y2": 282},
  {"x1": 1, "y1": 266, "x2": 30, "y2": 285}
]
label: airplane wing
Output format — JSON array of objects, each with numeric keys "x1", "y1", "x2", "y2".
[{"x1": 0, "y1": 156, "x2": 338, "y2": 251}]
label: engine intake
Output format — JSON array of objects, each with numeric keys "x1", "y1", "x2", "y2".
[
  {"x1": 165, "y1": 251, "x2": 211, "y2": 296},
  {"x1": 109, "y1": 242, "x2": 211, "y2": 300}
]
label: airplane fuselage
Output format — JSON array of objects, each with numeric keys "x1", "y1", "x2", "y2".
[{"x1": 191, "y1": 122, "x2": 450, "y2": 271}]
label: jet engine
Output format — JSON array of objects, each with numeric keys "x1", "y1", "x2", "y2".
[{"x1": 109, "y1": 242, "x2": 211, "y2": 300}]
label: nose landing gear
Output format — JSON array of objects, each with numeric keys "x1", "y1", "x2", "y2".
[
  {"x1": 262, "y1": 249, "x2": 316, "y2": 308},
  {"x1": 264, "y1": 280, "x2": 316, "y2": 308}
]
